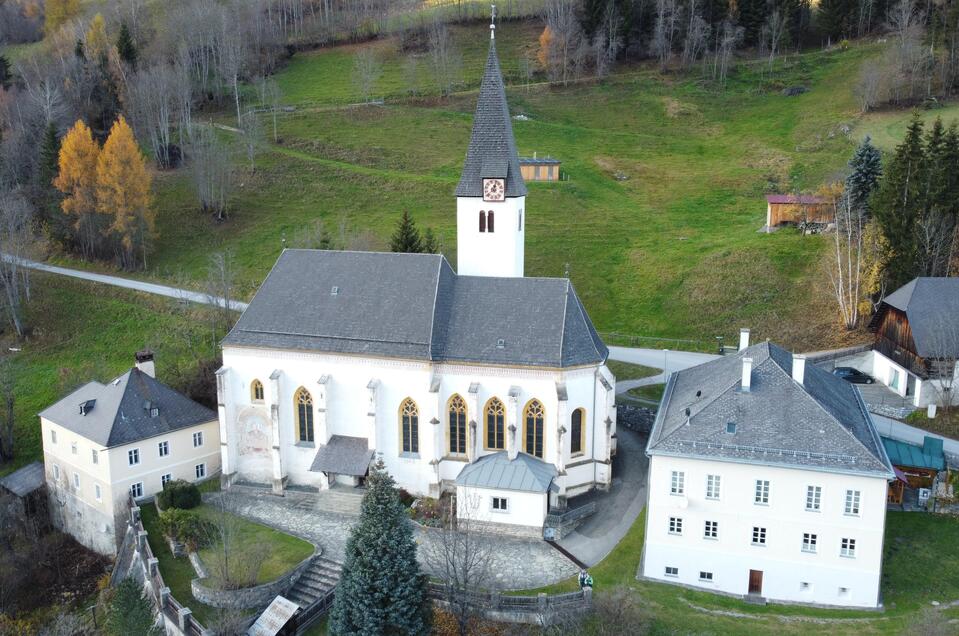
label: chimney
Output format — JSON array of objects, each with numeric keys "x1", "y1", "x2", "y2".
[
  {"x1": 741, "y1": 357, "x2": 753, "y2": 392},
  {"x1": 792, "y1": 354, "x2": 806, "y2": 385},
  {"x1": 135, "y1": 349, "x2": 155, "y2": 378},
  {"x1": 739, "y1": 328, "x2": 751, "y2": 351}
]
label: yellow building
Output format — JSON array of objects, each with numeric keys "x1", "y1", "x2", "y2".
[{"x1": 519, "y1": 154, "x2": 561, "y2": 182}]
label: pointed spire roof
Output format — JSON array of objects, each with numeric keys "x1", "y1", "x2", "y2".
[{"x1": 455, "y1": 40, "x2": 527, "y2": 198}]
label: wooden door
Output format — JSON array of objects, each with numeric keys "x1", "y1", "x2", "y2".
[{"x1": 748, "y1": 570, "x2": 763, "y2": 595}]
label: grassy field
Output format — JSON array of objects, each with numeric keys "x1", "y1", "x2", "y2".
[
  {"x1": 519, "y1": 509, "x2": 959, "y2": 634},
  {"x1": 39, "y1": 21, "x2": 905, "y2": 353},
  {"x1": 626, "y1": 383, "x2": 665, "y2": 402},
  {"x1": 605, "y1": 360, "x2": 661, "y2": 382}
]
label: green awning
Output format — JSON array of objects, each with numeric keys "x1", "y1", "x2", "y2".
[{"x1": 881, "y1": 436, "x2": 945, "y2": 471}]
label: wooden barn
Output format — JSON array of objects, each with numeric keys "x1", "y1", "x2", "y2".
[
  {"x1": 764, "y1": 194, "x2": 831, "y2": 230},
  {"x1": 519, "y1": 154, "x2": 561, "y2": 182}
]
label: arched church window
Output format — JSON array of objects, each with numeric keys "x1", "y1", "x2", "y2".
[
  {"x1": 294, "y1": 387, "x2": 314, "y2": 443},
  {"x1": 399, "y1": 398, "x2": 419, "y2": 455},
  {"x1": 448, "y1": 394, "x2": 467, "y2": 455},
  {"x1": 524, "y1": 399, "x2": 545, "y2": 459},
  {"x1": 251, "y1": 379, "x2": 264, "y2": 402},
  {"x1": 485, "y1": 398, "x2": 505, "y2": 450},
  {"x1": 571, "y1": 408, "x2": 585, "y2": 456},
  {"x1": 487, "y1": 211, "x2": 495, "y2": 232},
  {"x1": 479, "y1": 211, "x2": 486, "y2": 233}
]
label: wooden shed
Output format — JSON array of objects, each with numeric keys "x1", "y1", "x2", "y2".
[
  {"x1": 519, "y1": 154, "x2": 561, "y2": 182},
  {"x1": 764, "y1": 194, "x2": 831, "y2": 230},
  {"x1": 882, "y1": 435, "x2": 945, "y2": 504}
]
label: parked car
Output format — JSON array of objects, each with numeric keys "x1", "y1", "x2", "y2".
[{"x1": 832, "y1": 367, "x2": 875, "y2": 384}]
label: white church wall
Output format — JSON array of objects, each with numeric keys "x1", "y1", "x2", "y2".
[
  {"x1": 456, "y1": 485, "x2": 547, "y2": 528},
  {"x1": 456, "y1": 196, "x2": 524, "y2": 278}
]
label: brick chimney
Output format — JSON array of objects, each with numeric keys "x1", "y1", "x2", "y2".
[
  {"x1": 792, "y1": 354, "x2": 806, "y2": 385},
  {"x1": 135, "y1": 349, "x2": 155, "y2": 378},
  {"x1": 741, "y1": 357, "x2": 753, "y2": 392}
]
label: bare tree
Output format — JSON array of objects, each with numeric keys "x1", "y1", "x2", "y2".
[
  {"x1": 427, "y1": 19, "x2": 461, "y2": 97},
  {"x1": 256, "y1": 76, "x2": 282, "y2": 143},
  {"x1": 825, "y1": 184, "x2": 865, "y2": 330},
  {"x1": 205, "y1": 250, "x2": 238, "y2": 340},
  {"x1": 593, "y1": 2, "x2": 623, "y2": 78},
  {"x1": 352, "y1": 48, "x2": 383, "y2": 103},
  {"x1": 763, "y1": 9, "x2": 787, "y2": 72},
  {"x1": 855, "y1": 59, "x2": 885, "y2": 112},
  {"x1": 650, "y1": 0, "x2": 680, "y2": 71},
  {"x1": 0, "y1": 190, "x2": 35, "y2": 337},
  {"x1": 543, "y1": 0, "x2": 581, "y2": 85},
  {"x1": 711, "y1": 19, "x2": 743, "y2": 88},
  {"x1": 126, "y1": 64, "x2": 180, "y2": 168},
  {"x1": 681, "y1": 0, "x2": 710, "y2": 70},
  {"x1": 0, "y1": 357, "x2": 13, "y2": 463},
  {"x1": 185, "y1": 125, "x2": 232, "y2": 221},
  {"x1": 238, "y1": 109, "x2": 263, "y2": 172},
  {"x1": 203, "y1": 490, "x2": 268, "y2": 589},
  {"x1": 218, "y1": 10, "x2": 248, "y2": 126}
]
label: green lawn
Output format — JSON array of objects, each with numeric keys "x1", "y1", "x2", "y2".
[
  {"x1": 516, "y1": 509, "x2": 959, "y2": 634},
  {"x1": 626, "y1": 383, "x2": 665, "y2": 403},
  {"x1": 605, "y1": 360, "x2": 661, "y2": 382},
  {"x1": 905, "y1": 409, "x2": 959, "y2": 441}
]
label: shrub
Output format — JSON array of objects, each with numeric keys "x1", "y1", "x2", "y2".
[
  {"x1": 158, "y1": 508, "x2": 208, "y2": 550},
  {"x1": 397, "y1": 488, "x2": 415, "y2": 507},
  {"x1": 157, "y1": 479, "x2": 201, "y2": 510}
]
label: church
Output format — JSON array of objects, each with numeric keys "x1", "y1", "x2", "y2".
[{"x1": 215, "y1": 28, "x2": 616, "y2": 532}]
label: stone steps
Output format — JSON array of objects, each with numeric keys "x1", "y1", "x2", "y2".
[{"x1": 287, "y1": 557, "x2": 343, "y2": 609}]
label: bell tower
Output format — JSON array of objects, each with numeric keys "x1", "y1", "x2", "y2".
[{"x1": 455, "y1": 8, "x2": 526, "y2": 278}]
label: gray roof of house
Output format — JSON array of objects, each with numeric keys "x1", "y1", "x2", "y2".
[
  {"x1": 647, "y1": 342, "x2": 894, "y2": 478},
  {"x1": 0, "y1": 461, "x2": 45, "y2": 497},
  {"x1": 309, "y1": 435, "x2": 374, "y2": 476},
  {"x1": 519, "y1": 157, "x2": 561, "y2": 165},
  {"x1": 455, "y1": 451, "x2": 557, "y2": 492},
  {"x1": 880, "y1": 277, "x2": 959, "y2": 358},
  {"x1": 455, "y1": 40, "x2": 527, "y2": 198},
  {"x1": 38, "y1": 369, "x2": 217, "y2": 448},
  {"x1": 223, "y1": 250, "x2": 607, "y2": 368}
]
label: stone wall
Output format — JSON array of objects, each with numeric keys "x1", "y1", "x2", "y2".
[
  {"x1": 191, "y1": 550, "x2": 317, "y2": 610},
  {"x1": 49, "y1": 486, "x2": 118, "y2": 556},
  {"x1": 616, "y1": 404, "x2": 656, "y2": 433}
]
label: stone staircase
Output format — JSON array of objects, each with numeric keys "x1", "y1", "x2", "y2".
[{"x1": 287, "y1": 557, "x2": 342, "y2": 609}]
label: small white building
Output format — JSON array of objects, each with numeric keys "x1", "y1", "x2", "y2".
[
  {"x1": 39, "y1": 352, "x2": 220, "y2": 555},
  {"x1": 642, "y1": 335, "x2": 894, "y2": 608}
]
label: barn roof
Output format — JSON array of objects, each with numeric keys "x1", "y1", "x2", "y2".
[
  {"x1": 765, "y1": 194, "x2": 828, "y2": 205},
  {"x1": 519, "y1": 156, "x2": 561, "y2": 165},
  {"x1": 876, "y1": 277, "x2": 959, "y2": 359},
  {"x1": 0, "y1": 462, "x2": 45, "y2": 497}
]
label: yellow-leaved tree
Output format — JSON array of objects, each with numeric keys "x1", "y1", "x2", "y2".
[
  {"x1": 45, "y1": 0, "x2": 80, "y2": 35},
  {"x1": 97, "y1": 116, "x2": 154, "y2": 269},
  {"x1": 85, "y1": 14, "x2": 110, "y2": 65},
  {"x1": 54, "y1": 120, "x2": 102, "y2": 259}
]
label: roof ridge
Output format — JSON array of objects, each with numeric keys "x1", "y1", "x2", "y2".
[{"x1": 559, "y1": 279, "x2": 570, "y2": 365}]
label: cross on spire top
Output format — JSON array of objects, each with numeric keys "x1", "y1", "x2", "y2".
[{"x1": 490, "y1": 4, "x2": 496, "y2": 40}]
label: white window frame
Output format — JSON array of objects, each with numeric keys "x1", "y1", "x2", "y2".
[
  {"x1": 844, "y1": 489, "x2": 861, "y2": 516},
  {"x1": 706, "y1": 474, "x2": 721, "y2": 500},
  {"x1": 800, "y1": 581, "x2": 811, "y2": 592},
  {"x1": 802, "y1": 532, "x2": 818, "y2": 553},
  {"x1": 94, "y1": 483, "x2": 102, "y2": 502},
  {"x1": 752, "y1": 526, "x2": 767, "y2": 546},
  {"x1": 193, "y1": 431, "x2": 204, "y2": 448},
  {"x1": 704, "y1": 520, "x2": 719, "y2": 539},
  {"x1": 754, "y1": 479, "x2": 770, "y2": 505},
  {"x1": 52, "y1": 464, "x2": 60, "y2": 481},
  {"x1": 195, "y1": 463, "x2": 206, "y2": 479},
  {"x1": 840, "y1": 537, "x2": 856, "y2": 558},
  {"x1": 51, "y1": 429, "x2": 57, "y2": 444},
  {"x1": 73, "y1": 472, "x2": 80, "y2": 489},
  {"x1": 664, "y1": 566, "x2": 679, "y2": 577},
  {"x1": 668, "y1": 516, "x2": 683, "y2": 535},
  {"x1": 806, "y1": 485, "x2": 821, "y2": 511},
  {"x1": 699, "y1": 571, "x2": 714, "y2": 582},
  {"x1": 128, "y1": 448, "x2": 140, "y2": 466},
  {"x1": 158, "y1": 440, "x2": 170, "y2": 457},
  {"x1": 491, "y1": 496, "x2": 509, "y2": 512},
  {"x1": 130, "y1": 482, "x2": 143, "y2": 499},
  {"x1": 71, "y1": 441, "x2": 77, "y2": 455},
  {"x1": 670, "y1": 471, "x2": 685, "y2": 495},
  {"x1": 161, "y1": 473, "x2": 172, "y2": 487},
  {"x1": 91, "y1": 449, "x2": 99, "y2": 464}
]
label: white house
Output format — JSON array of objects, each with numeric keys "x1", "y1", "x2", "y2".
[
  {"x1": 642, "y1": 334, "x2": 895, "y2": 608},
  {"x1": 215, "y1": 31, "x2": 616, "y2": 534},
  {"x1": 39, "y1": 351, "x2": 220, "y2": 555}
]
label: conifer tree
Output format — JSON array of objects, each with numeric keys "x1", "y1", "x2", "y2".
[
  {"x1": 846, "y1": 136, "x2": 882, "y2": 216},
  {"x1": 106, "y1": 579, "x2": 160, "y2": 636},
  {"x1": 390, "y1": 210, "x2": 423, "y2": 253},
  {"x1": 37, "y1": 123, "x2": 65, "y2": 234},
  {"x1": 97, "y1": 116, "x2": 154, "y2": 269},
  {"x1": 116, "y1": 23, "x2": 138, "y2": 69},
  {"x1": 54, "y1": 120, "x2": 102, "y2": 259},
  {"x1": 329, "y1": 459, "x2": 431, "y2": 636},
  {"x1": 0, "y1": 55, "x2": 10, "y2": 89},
  {"x1": 422, "y1": 227, "x2": 439, "y2": 254}
]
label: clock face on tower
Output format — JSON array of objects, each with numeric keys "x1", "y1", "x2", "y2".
[{"x1": 483, "y1": 178, "x2": 505, "y2": 202}]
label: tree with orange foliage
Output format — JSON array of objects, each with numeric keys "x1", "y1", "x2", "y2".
[
  {"x1": 537, "y1": 26, "x2": 553, "y2": 70},
  {"x1": 85, "y1": 14, "x2": 110, "y2": 66},
  {"x1": 54, "y1": 120, "x2": 103, "y2": 259},
  {"x1": 97, "y1": 117, "x2": 154, "y2": 269}
]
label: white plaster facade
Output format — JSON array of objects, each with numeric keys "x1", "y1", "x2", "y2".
[
  {"x1": 218, "y1": 345, "x2": 616, "y2": 506},
  {"x1": 642, "y1": 455, "x2": 889, "y2": 608},
  {"x1": 456, "y1": 485, "x2": 548, "y2": 529},
  {"x1": 869, "y1": 350, "x2": 959, "y2": 407},
  {"x1": 41, "y1": 416, "x2": 220, "y2": 555},
  {"x1": 456, "y1": 194, "x2": 525, "y2": 278}
]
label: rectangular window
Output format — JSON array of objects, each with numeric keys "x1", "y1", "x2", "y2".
[
  {"x1": 193, "y1": 431, "x2": 204, "y2": 448},
  {"x1": 755, "y1": 480, "x2": 770, "y2": 505},
  {"x1": 130, "y1": 482, "x2": 143, "y2": 499},
  {"x1": 668, "y1": 517, "x2": 683, "y2": 535},
  {"x1": 161, "y1": 473, "x2": 172, "y2": 487},
  {"x1": 491, "y1": 497, "x2": 508, "y2": 512},
  {"x1": 704, "y1": 520, "x2": 718, "y2": 539},
  {"x1": 158, "y1": 441, "x2": 169, "y2": 457},
  {"x1": 664, "y1": 566, "x2": 679, "y2": 577},
  {"x1": 802, "y1": 533, "x2": 818, "y2": 553},
  {"x1": 844, "y1": 490, "x2": 861, "y2": 516},
  {"x1": 838, "y1": 587, "x2": 850, "y2": 597},
  {"x1": 670, "y1": 471, "x2": 685, "y2": 495},
  {"x1": 128, "y1": 448, "x2": 140, "y2": 466},
  {"x1": 699, "y1": 571, "x2": 714, "y2": 582},
  {"x1": 52, "y1": 464, "x2": 60, "y2": 480},
  {"x1": 51, "y1": 429, "x2": 57, "y2": 444},
  {"x1": 95, "y1": 484, "x2": 102, "y2": 502},
  {"x1": 91, "y1": 449, "x2": 98, "y2": 464},
  {"x1": 195, "y1": 463, "x2": 206, "y2": 479},
  {"x1": 806, "y1": 485, "x2": 821, "y2": 511},
  {"x1": 752, "y1": 526, "x2": 767, "y2": 546},
  {"x1": 800, "y1": 582, "x2": 811, "y2": 592},
  {"x1": 71, "y1": 442, "x2": 77, "y2": 455},
  {"x1": 73, "y1": 472, "x2": 80, "y2": 489},
  {"x1": 706, "y1": 474, "x2": 721, "y2": 500},
  {"x1": 840, "y1": 538, "x2": 856, "y2": 558}
]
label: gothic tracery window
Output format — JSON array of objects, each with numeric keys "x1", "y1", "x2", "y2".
[
  {"x1": 399, "y1": 398, "x2": 419, "y2": 454},
  {"x1": 448, "y1": 394, "x2": 467, "y2": 455},
  {"x1": 524, "y1": 399, "x2": 545, "y2": 458},
  {"x1": 295, "y1": 387, "x2": 314, "y2": 443},
  {"x1": 485, "y1": 398, "x2": 505, "y2": 450}
]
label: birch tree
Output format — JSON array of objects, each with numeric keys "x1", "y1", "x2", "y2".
[
  {"x1": 0, "y1": 191, "x2": 34, "y2": 337},
  {"x1": 824, "y1": 183, "x2": 866, "y2": 330}
]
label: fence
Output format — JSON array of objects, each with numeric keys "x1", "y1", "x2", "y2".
[
  {"x1": 597, "y1": 332, "x2": 719, "y2": 354},
  {"x1": 427, "y1": 582, "x2": 591, "y2": 622},
  {"x1": 545, "y1": 501, "x2": 597, "y2": 529},
  {"x1": 294, "y1": 588, "x2": 336, "y2": 634}
]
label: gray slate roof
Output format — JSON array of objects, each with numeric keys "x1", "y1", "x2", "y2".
[
  {"x1": 455, "y1": 451, "x2": 557, "y2": 492},
  {"x1": 309, "y1": 435, "x2": 374, "y2": 476},
  {"x1": 38, "y1": 368, "x2": 217, "y2": 448},
  {"x1": 455, "y1": 40, "x2": 527, "y2": 198},
  {"x1": 647, "y1": 342, "x2": 894, "y2": 478},
  {"x1": 880, "y1": 277, "x2": 959, "y2": 358},
  {"x1": 0, "y1": 461, "x2": 45, "y2": 497},
  {"x1": 223, "y1": 250, "x2": 607, "y2": 369}
]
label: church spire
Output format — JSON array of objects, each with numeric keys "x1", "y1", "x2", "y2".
[{"x1": 454, "y1": 19, "x2": 526, "y2": 199}]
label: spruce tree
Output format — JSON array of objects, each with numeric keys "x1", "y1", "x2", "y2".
[
  {"x1": 328, "y1": 459, "x2": 431, "y2": 636},
  {"x1": 421, "y1": 227, "x2": 438, "y2": 254},
  {"x1": 117, "y1": 23, "x2": 138, "y2": 69},
  {"x1": 846, "y1": 136, "x2": 882, "y2": 216},
  {"x1": 0, "y1": 55, "x2": 10, "y2": 89},
  {"x1": 37, "y1": 123, "x2": 64, "y2": 235},
  {"x1": 106, "y1": 579, "x2": 160, "y2": 636},
  {"x1": 390, "y1": 211, "x2": 423, "y2": 253}
]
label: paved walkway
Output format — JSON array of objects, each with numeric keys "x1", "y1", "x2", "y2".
[
  {"x1": 557, "y1": 428, "x2": 648, "y2": 567},
  {"x1": 1, "y1": 254, "x2": 248, "y2": 311},
  {"x1": 204, "y1": 489, "x2": 578, "y2": 590}
]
